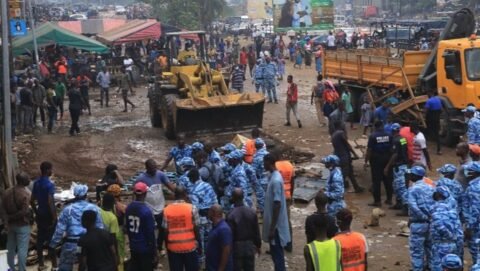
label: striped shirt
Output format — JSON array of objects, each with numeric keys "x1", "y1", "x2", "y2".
[{"x1": 231, "y1": 69, "x2": 245, "y2": 90}]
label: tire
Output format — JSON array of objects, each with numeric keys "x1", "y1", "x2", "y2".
[
  {"x1": 439, "y1": 106, "x2": 457, "y2": 147},
  {"x1": 160, "y1": 94, "x2": 178, "y2": 140}
]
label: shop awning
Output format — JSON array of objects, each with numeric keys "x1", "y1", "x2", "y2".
[
  {"x1": 12, "y1": 22, "x2": 109, "y2": 56},
  {"x1": 96, "y1": 19, "x2": 161, "y2": 45},
  {"x1": 56, "y1": 19, "x2": 127, "y2": 35}
]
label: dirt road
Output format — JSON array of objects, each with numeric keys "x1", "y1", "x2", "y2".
[{"x1": 16, "y1": 61, "x2": 469, "y2": 270}]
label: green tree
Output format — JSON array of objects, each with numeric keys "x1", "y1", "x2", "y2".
[{"x1": 141, "y1": 0, "x2": 226, "y2": 30}]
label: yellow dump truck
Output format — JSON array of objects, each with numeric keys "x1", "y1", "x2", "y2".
[
  {"x1": 148, "y1": 31, "x2": 265, "y2": 139},
  {"x1": 323, "y1": 8, "x2": 479, "y2": 145}
]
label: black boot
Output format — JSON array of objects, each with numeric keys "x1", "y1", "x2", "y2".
[{"x1": 298, "y1": 120, "x2": 302, "y2": 128}]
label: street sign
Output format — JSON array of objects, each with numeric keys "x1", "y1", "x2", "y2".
[{"x1": 9, "y1": 19, "x2": 27, "y2": 36}]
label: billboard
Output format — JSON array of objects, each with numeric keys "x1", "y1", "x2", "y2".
[
  {"x1": 273, "y1": 0, "x2": 334, "y2": 32},
  {"x1": 247, "y1": 0, "x2": 271, "y2": 19}
]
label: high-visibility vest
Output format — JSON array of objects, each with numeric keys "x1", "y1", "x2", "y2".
[
  {"x1": 164, "y1": 202, "x2": 196, "y2": 253},
  {"x1": 307, "y1": 239, "x2": 342, "y2": 271},
  {"x1": 276, "y1": 160, "x2": 294, "y2": 200},
  {"x1": 334, "y1": 232, "x2": 367, "y2": 271},
  {"x1": 244, "y1": 139, "x2": 256, "y2": 164}
]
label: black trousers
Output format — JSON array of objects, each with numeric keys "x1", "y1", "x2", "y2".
[
  {"x1": 129, "y1": 252, "x2": 154, "y2": 271},
  {"x1": 33, "y1": 105, "x2": 45, "y2": 125},
  {"x1": 154, "y1": 213, "x2": 164, "y2": 251},
  {"x1": 69, "y1": 109, "x2": 81, "y2": 135},
  {"x1": 427, "y1": 110, "x2": 441, "y2": 152},
  {"x1": 340, "y1": 159, "x2": 361, "y2": 190},
  {"x1": 370, "y1": 157, "x2": 393, "y2": 203}
]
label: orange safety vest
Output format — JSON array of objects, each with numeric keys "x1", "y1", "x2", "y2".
[
  {"x1": 244, "y1": 139, "x2": 256, "y2": 164},
  {"x1": 333, "y1": 231, "x2": 367, "y2": 271},
  {"x1": 163, "y1": 202, "x2": 196, "y2": 253},
  {"x1": 276, "y1": 160, "x2": 294, "y2": 200}
]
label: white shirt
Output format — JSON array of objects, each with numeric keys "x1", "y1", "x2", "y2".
[
  {"x1": 412, "y1": 132, "x2": 427, "y2": 167},
  {"x1": 327, "y1": 35, "x2": 335, "y2": 47},
  {"x1": 123, "y1": 58, "x2": 134, "y2": 71}
]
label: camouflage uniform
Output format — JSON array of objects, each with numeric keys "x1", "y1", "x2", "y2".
[{"x1": 429, "y1": 202, "x2": 459, "y2": 271}]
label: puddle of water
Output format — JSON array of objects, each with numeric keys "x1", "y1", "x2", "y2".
[{"x1": 82, "y1": 115, "x2": 151, "y2": 132}]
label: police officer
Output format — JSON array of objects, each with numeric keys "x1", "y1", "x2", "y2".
[
  {"x1": 204, "y1": 142, "x2": 222, "y2": 166},
  {"x1": 385, "y1": 123, "x2": 409, "y2": 211},
  {"x1": 50, "y1": 184, "x2": 104, "y2": 271},
  {"x1": 191, "y1": 141, "x2": 205, "y2": 155},
  {"x1": 440, "y1": 254, "x2": 463, "y2": 271},
  {"x1": 433, "y1": 186, "x2": 464, "y2": 260},
  {"x1": 462, "y1": 161, "x2": 480, "y2": 264},
  {"x1": 430, "y1": 188, "x2": 461, "y2": 271},
  {"x1": 321, "y1": 155, "x2": 346, "y2": 218},
  {"x1": 263, "y1": 56, "x2": 278, "y2": 104},
  {"x1": 195, "y1": 151, "x2": 225, "y2": 198},
  {"x1": 463, "y1": 105, "x2": 480, "y2": 145},
  {"x1": 253, "y1": 58, "x2": 265, "y2": 94},
  {"x1": 462, "y1": 105, "x2": 480, "y2": 145},
  {"x1": 407, "y1": 165, "x2": 435, "y2": 271},
  {"x1": 177, "y1": 157, "x2": 196, "y2": 193},
  {"x1": 436, "y1": 164, "x2": 463, "y2": 215},
  {"x1": 252, "y1": 138, "x2": 269, "y2": 211},
  {"x1": 224, "y1": 150, "x2": 252, "y2": 211},
  {"x1": 365, "y1": 120, "x2": 393, "y2": 207},
  {"x1": 240, "y1": 152, "x2": 264, "y2": 213},
  {"x1": 188, "y1": 168, "x2": 218, "y2": 264},
  {"x1": 472, "y1": 263, "x2": 480, "y2": 271},
  {"x1": 161, "y1": 134, "x2": 193, "y2": 174}
]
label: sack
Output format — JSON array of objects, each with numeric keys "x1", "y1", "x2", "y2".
[{"x1": 324, "y1": 89, "x2": 339, "y2": 103}]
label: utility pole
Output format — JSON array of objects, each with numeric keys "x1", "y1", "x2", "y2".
[
  {"x1": 1, "y1": 0, "x2": 14, "y2": 188},
  {"x1": 27, "y1": 0, "x2": 39, "y2": 68}
]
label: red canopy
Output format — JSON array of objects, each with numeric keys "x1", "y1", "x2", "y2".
[{"x1": 97, "y1": 19, "x2": 161, "y2": 45}]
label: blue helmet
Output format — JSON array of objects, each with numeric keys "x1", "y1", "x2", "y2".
[
  {"x1": 441, "y1": 254, "x2": 462, "y2": 269},
  {"x1": 255, "y1": 138, "x2": 265, "y2": 147},
  {"x1": 226, "y1": 150, "x2": 243, "y2": 160},
  {"x1": 73, "y1": 184, "x2": 89, "y2": 198},
  {"x1": 463, "y1": 161, "x2": 480, "y2": 177},
  {"x1": 437, "y1": 164, "x2": 457, "y2": 174},
  {"x1": 221, "y1": 143, "x2": 237, "y2": 153},
  {"x1": 321, "y1": 155, "x2": 340, "y2": 166},
  {"x1": 191, "y1": 142, "x2": 204, "y2": 151},
  {"x1": 177, "y1": 157, "x2": 196, "y2": 168},
  {"x1": 408, "y1": 165, "x2": 426, "y2": 177},
  {"x1": 471, "y1": 263, "x2": 480, "y2": 271},
  {"x1": 391, "y1": 123, "x2": 401, "y2": 131}
]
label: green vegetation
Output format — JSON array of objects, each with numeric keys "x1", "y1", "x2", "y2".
[{"x1": 141, "y1": 0, "x2": 226, "y2": 30}]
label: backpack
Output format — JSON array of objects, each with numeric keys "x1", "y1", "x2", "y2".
[{"x1": 323, "y1": 83, "x2": 339, "y2": 103}]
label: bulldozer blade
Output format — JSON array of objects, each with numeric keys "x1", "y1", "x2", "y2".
[{"x1": 174, "y1": 93, "x2": 265, "y2": 136}]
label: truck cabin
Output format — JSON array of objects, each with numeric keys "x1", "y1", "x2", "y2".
[{"x1": 437, "y1": 36, "x2": 480, "y2": 109}]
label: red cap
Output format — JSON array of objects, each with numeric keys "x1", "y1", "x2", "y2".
[{"x1": 134, "y1": 182, "x2": 148, "y2": 194}]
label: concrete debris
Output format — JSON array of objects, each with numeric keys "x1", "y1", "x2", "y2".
[
  {"x1": 367, "y1": 208, "x2": 386, "y2": 227},
  {"x1": 397, "y1": 221, "x2": 410, "y2": 237}
]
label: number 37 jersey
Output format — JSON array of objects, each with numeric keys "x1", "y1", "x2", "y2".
[{"x1": 125, "y1": 201, "x2": 157, "y2": 254}]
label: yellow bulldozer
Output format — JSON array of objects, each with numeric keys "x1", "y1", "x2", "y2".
[{"x1": 148, "y1": 31, "x2": 265, "y2": 139}]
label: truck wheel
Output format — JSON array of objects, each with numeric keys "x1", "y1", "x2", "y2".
[
  {"x1": 160, "y1": 94, "x2": 178, "y2": 140},
  {"x1": 439, "y1": 107, "x2": 457, "y2": 147},
  {"x1": 149, "y1": 100, "x2": 162, "y2": 128}
]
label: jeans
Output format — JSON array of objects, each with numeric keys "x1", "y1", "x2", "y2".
[
  {"x1": 100, "y1": 87, "x2": 109, "y2": 107},
  {"x1": 19, "y1": 105, "x2": 33, "y2": 133},
  {"x1": 269, "y1": 230, "x2": 286, "y2": 271},
  {"x1": 264, "y1": 80, "x2": 277, "y2": 102},
  {"x1": 7, "y1": 225, "x2": 31, "y2": 271},
  {"x1": 286, "y1": 102, "x2": 299, "y2": 123},
  {"x1": 233, "y1": 240, "x2": 255, "y2": 271},
  {"x1": 47, "y1": 106, "x2": 57, "y2": 132},
  {"x1": 127, "y1": 70, "x2": 137, "y2": 88},
  {"x1": 167, "y1": 250, "x2": 199, "y2": 271},
  {"x1": 69, "y1": 108, "x2": 81, "y2": 135}
]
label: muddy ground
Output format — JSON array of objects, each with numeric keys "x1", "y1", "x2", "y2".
[{"x1": 16, "y1": 60, "x2": 469, "y2": 270}]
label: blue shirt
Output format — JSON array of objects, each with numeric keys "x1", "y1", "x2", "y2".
[
  {"x1": 367, "y1": 130, "x2": 392, "y2": 157},
  {"x1": 189, "y1": 180, "x2": 218, "y2": 211},
  {"x1": 374, "y1": 106, "x2": 391, "y2": 124},
  {"x1": 32, "y1": 176, "x2": 55, "y2": 216},
  {"x1": 125, "y1": 201, "x2": 156, "y2": 254},
  {"x1": 206, "y1": 219, "x2": 233, "y2": 271},
  {"x1": 262, "y1": 171, "x2": 291, "y2": 247},
  {"x1": 136, "y1": 170, "x2": 169, "y2": 187},
  {"x1": 425, "y1": 96, "x2": 442, "y2": 111}
]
